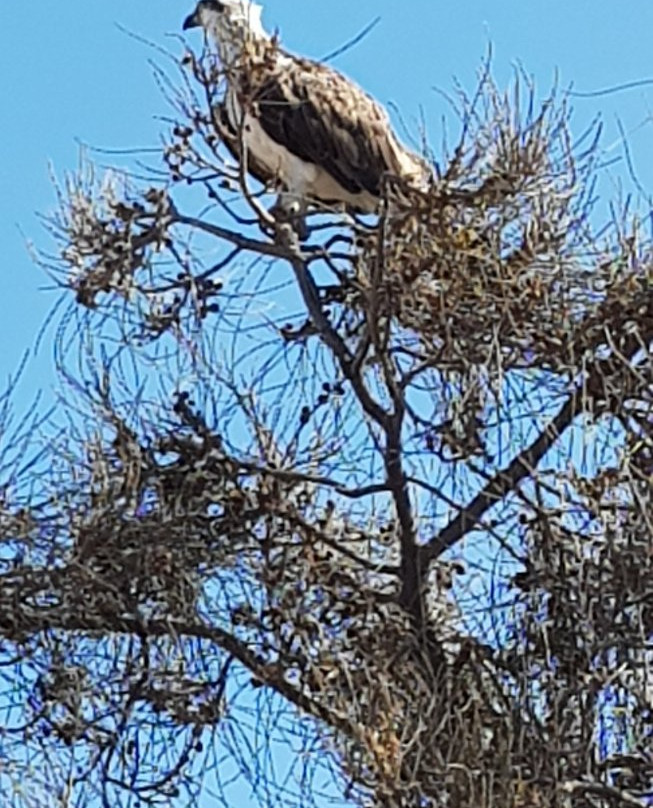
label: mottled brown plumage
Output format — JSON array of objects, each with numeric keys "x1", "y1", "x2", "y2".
[
  {"x1": 185, "y1": 0, "x2": 430, "y2": 215},
  {"x1": 244, "y1": 52, "x2": 421, "y2": 200}
]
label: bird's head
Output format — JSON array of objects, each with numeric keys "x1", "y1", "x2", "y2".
[{"x1": 183, "y1": 1, "x2": 268, "y2": 47}]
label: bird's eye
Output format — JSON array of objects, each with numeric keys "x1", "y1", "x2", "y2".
[{"x1": 208, "y1": 0, "x2": 226, "y2": 11}]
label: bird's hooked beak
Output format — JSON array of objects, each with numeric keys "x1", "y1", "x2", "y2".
[{"x1": 183, "y1": 10, "x2": 201, "y2": 30}]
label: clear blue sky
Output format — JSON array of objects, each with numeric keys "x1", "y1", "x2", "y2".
[{"x1": 2, "y1": 1, "x2": 653, "y2": 805}]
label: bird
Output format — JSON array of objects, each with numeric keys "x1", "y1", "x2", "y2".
[{"x1": 182, "y1": 0, "x2": 430, "y2": 232}]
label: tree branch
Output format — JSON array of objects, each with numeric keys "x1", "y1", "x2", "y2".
[
  {"x1": 0, "y1": 591, "x2": 360, "y2": 743},
  {"x1": 420, "y1": 308, "x2": 653, "y2": 567}
]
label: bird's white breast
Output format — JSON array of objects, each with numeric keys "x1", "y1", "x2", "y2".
[
  {"x1": 224, "y1": 86, "x2": 378, "y2": 211},
  {"x1": 225, "y1": 89, "x2": 319, "y2": 191}
]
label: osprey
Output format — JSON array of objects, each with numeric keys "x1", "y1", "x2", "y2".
[{"x1": 183, "y1": 0, "x2": 430, "y2": 226}]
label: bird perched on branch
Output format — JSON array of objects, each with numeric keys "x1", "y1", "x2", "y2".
[{"x1": 183, "y1": 0, "x2": 430, "y2": 232}]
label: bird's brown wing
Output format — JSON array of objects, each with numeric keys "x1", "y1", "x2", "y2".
[{"x1": 241, "y1": 54, "x2": 409, "y2": 198}]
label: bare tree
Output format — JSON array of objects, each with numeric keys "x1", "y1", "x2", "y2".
[{"x1": 1, "y1": 35, "x2": 652, "y2": 808}]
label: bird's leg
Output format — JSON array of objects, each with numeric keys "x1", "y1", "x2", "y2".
[{"x1": 269, "y1": 192, "x2": 309, "y2": 241}]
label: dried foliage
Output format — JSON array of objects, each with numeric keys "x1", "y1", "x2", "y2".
[{"x1": 1, "y1": 40, "x2": 653, "y2": 808}]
